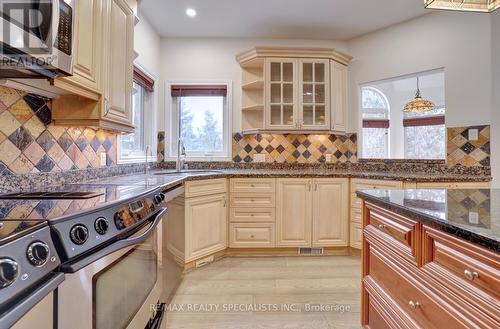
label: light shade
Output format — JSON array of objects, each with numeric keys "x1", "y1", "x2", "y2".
[
  {"x1": 403, "y1": 95, "x2": 436, "y2": 113},
  {"x1": 424, "y1": 0, "x2": 500, "y2": 12}
]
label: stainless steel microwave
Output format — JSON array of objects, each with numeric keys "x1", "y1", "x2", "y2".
[{"x1": 0, "y1": 0, "x2": 75, "y2": 79}]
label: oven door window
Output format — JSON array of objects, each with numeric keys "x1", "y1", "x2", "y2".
[{"x1": 93, "y1": 231, "x2": 158, "y2": 329}]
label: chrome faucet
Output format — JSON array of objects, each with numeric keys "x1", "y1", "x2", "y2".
[
  {"x1": 145, "y1": 145, "x2": 153, "y2": 175},
  {"x1": 176, "y1": 139, "x2": 187, "y2": 172}
]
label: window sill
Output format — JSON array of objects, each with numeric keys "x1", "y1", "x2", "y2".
[
  {"x1": 165, "y1": 156, "x2": 232, "y2": 162},
  {"x1": 118, "y1": 156, "x2": 156, "y2": 165}
]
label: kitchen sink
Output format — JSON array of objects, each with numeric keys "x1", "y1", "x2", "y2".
[{"x1": 154, "y1": 170, "x2": 223, "y2": 175}]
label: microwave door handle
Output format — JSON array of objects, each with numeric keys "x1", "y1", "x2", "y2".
[{"x1": 60, "y1": 207, "x2": 167, "y2": 273}]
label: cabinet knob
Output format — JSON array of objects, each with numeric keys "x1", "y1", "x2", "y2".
[
  {"x1": 464, "y1": 269, "x2": 479, "y2": 281},
  {"x1": 250, "y1": 184, "x2": 255, "y2": 187},
  {"x1": 250, "y1": 235, "x2": 255, "y2": 239},
  {"x1": 250, "y1": 214, "x2": 254, "y2": 217},
  {"x1": 378, "y1": 224, "x2": 387, "y2": 229},
  {"x1": 408, "y1": 300, "x2": 420, "y2": 309}
]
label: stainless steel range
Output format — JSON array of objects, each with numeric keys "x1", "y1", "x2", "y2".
[
  {"x1": 0, "y1": 183, "x2": 181, "y2": 329},
  {"x1": 0, "y1": 220, "x2": 63, "y2": 329}
]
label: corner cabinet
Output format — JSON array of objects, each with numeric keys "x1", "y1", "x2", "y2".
[
  {"x1": 52, "y1": 0, "x2": 136, "y2": 133},
  {"x1": 236, "y1": 47, "x2": 351, "y2": 134}
]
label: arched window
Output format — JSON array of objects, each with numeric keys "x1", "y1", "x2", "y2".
[{"x1": 361, "y1": 87, "x2": 389, "y2": 158}]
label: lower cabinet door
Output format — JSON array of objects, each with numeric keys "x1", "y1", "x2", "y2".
[
  {"x1": 276, "y1": 179, "x2": 313, "y2": 247},
  {"x1": 229, "y1": 223, "x2": 275, "y2": 248},
  {"x1": 312, "y1": 178, "x2": 349, "y2": 247},
  {"x1": 185, "y1": 193, "x2": 227, "y2": 262}
]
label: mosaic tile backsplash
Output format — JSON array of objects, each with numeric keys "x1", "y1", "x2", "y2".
[
  {"x1": 0, "y1": 86, "x2": 118, "y2": 175},
  {"x1": 447, "y1": 125, "x2": 490, "y2": 167},
  {"x1": 232, "y1": 133, "x2": 357, "y2": 163}
]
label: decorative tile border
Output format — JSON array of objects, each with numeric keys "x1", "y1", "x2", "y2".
[
  {"x1": 232, "y1": 133, "x2": 357, "y2": 163},
  {"x1": 0, "y1": 86, "x2": 119, "y2": 176},
  {"x1": 447, "y1": 125, "x2": 490, "y2": 167}
]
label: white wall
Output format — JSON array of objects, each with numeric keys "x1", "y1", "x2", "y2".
[
  {"x1": 491, "y1": 11, "x2": 500, "y2": 187},
  {"x1": 159, "y1": 37, "x2": 348, "y2": 136},
  {"x1": 134, "y1": 10, "x2": 162, "y2": 133},
  {"x1": 347, "y1": 12, "x2": 492, "y2": 133}
]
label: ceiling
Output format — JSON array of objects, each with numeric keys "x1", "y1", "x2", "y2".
[{"x1": 140, "y1": 0, "x2": 429, "y2": 40}]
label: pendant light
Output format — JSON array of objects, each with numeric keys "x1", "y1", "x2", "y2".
[
  {"x1": 403, "y1": 77, "x2": 435, "y2": 113},
  {"x1": 424, "y1": 0, "x2": 499, "y2": 13}
]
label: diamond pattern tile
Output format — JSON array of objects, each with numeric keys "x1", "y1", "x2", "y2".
[
  {"x1": 0, "y1": 87, "x2": 119, "y2": 175},
  {"x1": 447, "y1": 126, "x2": 490, "y2": 167}
]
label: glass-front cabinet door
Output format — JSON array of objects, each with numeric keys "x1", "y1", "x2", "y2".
[
  {"x1": 265, "y1": 59, "x2": 297, "y2": 129},
  {"x1": 298, "y1": 59, "x2": 330, "y2": 130}
]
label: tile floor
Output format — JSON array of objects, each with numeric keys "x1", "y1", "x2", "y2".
[{"x1": 163, "y1": 256, "x2": 362, "y2": 329}]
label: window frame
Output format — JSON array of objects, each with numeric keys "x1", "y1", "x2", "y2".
[
  {"x1": 403, "y1": 105, "x2": 446, "y2": 159},
  {"x1": 166, "y1": 81, "x2": 233, "y2": 161},
  {"x1": 359, "y1": 86, "x2": 390, "y2": 159},
  {"x1": 118, "y1": 63, "x2": 158, "y2": 164}
]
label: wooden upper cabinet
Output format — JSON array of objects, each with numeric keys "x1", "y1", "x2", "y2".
[
  {"x1": 298, "y1": 59, "x2": 330, "y2": 130},
  {"x1": 101, "y1": 0, "x2": 135, "y2": 126},
  {"x1": 53, "y1": 0, "x2": 102, "y2": 98},
  {"x1": 330, "y1": 61, "x2": 348, "y2": 133},
  {"x1": 312, "y1": 179, "x2": 349, "y2": 247},
  {"x1": 236, "y1": 47, "x2": 352, "y2": 134},
  {"x1": 276, "y1": 179, "x2": 313, "y2": 247},
  {"x1": 52, "y1": 0, "x2": 136, "y2": 133}
]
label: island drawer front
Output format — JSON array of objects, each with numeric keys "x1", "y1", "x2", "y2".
[
  {"x1": 230, "y1": 193, "x2": 275, "y2": 208},
  {"x1": 422, "y1": 226, "x2": 500, "y2": 304},
  {"x1": 229, "y1": 208, "x2": 276, "y2": 222},
  {"x1": 365, "y1": 203, "x2": 420, "y2": 264},
  {"x1": 230, "y1": 178, "x2": 276, "y2": 193},
  {"x1": 229, "y1": 223, "x2": 275, "y2": 248},
  {"x1": 367, "y1": 243, "x2": 474, "y2": 329},
  {"x1": 185, "y1": 178, "x2": 227, "y2": 197}
]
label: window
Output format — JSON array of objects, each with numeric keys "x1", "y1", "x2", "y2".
[
  {"x1": 119, "y1": 66, "x2": 155, "y2": 162},
  {"x1": 361, "y1": 87, "x2": 389, "y2": 158},
  {"x1": 404, "y1": 106, "x2": 445, "y2": 159},
  {"x1": 170, "y1": 84, "x2": 230, "y2": 159}
]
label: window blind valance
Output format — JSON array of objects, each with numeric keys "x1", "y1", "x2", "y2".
[{"x1": 171, "y1": 85, "x2": 227, "y2": 97}]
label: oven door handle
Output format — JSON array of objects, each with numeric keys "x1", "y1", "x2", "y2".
[
  {"x1": 0, "y1": 272, "x2": 65, "y2": 328},
  {"x1": 61, "y1": 207, "x2": 167, "y2": 273}
]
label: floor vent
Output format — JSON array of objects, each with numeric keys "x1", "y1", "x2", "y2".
[
  {"x1": 298, "y1": 247, "x2": 324, "y2": 255},
  {"x1": 195, "y1": 255, "x2": 215, "y2": 268}
]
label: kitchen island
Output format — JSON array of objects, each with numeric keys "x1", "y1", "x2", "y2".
[{"x1": 356, "y1": 188, "x2": 499, "y2": 329}]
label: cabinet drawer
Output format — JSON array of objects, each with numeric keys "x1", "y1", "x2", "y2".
[
  {"x1": 417, "y1": 182, "x2": 491, "y2": 189},
  {"x1": 350, "y1": 222, "x2": 362, "y2": 249},
  {"x1": 365, "y1": 203, "x2": 420, "y2": 265},
  {"x1": 229, "y1": 223, "x2": 275, "y2": 248},
  {"x1": 368, "y1": 244, "x2": 475, "y2": 329},
  {"x1": 351, "y1": 179, "x2": 403, "y2": 192},
  {"x1": 351, "y1": 207, "x2": 362, "y2": 224},
  {"x1": 229, "y1": 207, "x2": 276, "y2": 222},
  {"x1": 185, "y1": 178, "x2": 227, "y2": 197},
  {"x1": 422, "y1": 226, "x2": 500, "y2": 319},
  {"x1": 230, "y1": 193, "x2": 275, "y2": 208},
  {"x1": 230, "y1": 178, "x2": 276, "y2": 193}
]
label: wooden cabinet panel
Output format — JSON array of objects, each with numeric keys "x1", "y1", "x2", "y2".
[
  {"x1": 230, "y1": 193, "x2": 275, "y2": 208},
  {"x1": 312, "y1": 178, "x2": 349, "y2": 247},
  {"x1": 229, "y1": 207, "x2": 275, "y2": 223},
  {"x1": 101, "y1": 0, "x2": 135, "y2": 126},
  {"x1": 367, "y1": 244, "x2": 475, "y2": 329},
  {"x1": 276, "y1": 179, "x2": 312, "y2": 247},
  {"x1": 230, "y1": 178, "x2": 276, "y2": 193},
  {"x1": 185, "y1": 193, "x2": 227, "y2": 262},
  {"x1": 330, "y1": 61, "x2": 348, "y2": 133},
  {"x1": 185, "y1": 179, "x2": 227, "y2": 198},
  {"x1": 229, "y1": 223, "x2": 275, "y2": 248}
]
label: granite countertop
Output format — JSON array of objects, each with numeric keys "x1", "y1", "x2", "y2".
[
  {"x1": 86, "y1": 168, "x2": 491, "y2": 191},
  {"x1": 356, "y1": 188, "x2": 499, "y2": 252}
]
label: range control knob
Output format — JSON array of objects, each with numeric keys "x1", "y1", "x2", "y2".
[
  {"x1": 70, "y1": 225, "x2": 89, "y2": 245},
  {"x1": 0, "y1": 258, "x2": 19, "y2": 288},
  {"x1": 26, "y1": 241, "x2": 50, "y2": 267},
  {"x1": 154, "y1": 193, "x2": 166, "y2": 204},
  {"x1": 94, "y1": 217, "x2": 109, "y2": 235}
]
